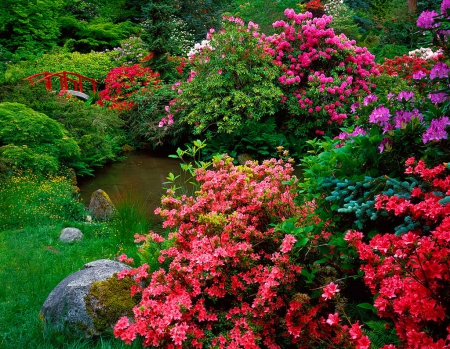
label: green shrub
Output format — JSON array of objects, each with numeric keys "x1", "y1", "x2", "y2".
[
  {"x1": 202, "y1": 117, "x2": 288, "y2": 162},
  {"x1": 3, "y1": 49, "x2": 116, "y2": 84},
  {"x1": 121, "y1": 84, "x2": 187, "y2": 148},
  {"x1": 0, "y1": 84, "x2": 125, "y2": 176},
  {"x1": 165, "y1": 17, "x2": 283, "y2": 135},
  {"x1": 0, "y1": 102, "x2": 80, "y2": 175},
  {"x1": 58, "y1": 17, "x2": 137, "y2": 53}
]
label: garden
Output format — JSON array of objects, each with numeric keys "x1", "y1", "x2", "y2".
[{"x1": 0, "y1": 0, "x2": 449, "y2": 348}]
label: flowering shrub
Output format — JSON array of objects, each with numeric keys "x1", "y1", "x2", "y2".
[
  {"x1": 107, "y1": 36, "x2": 151, "y2": 66},
  {"x1": 376, "y1": 54, "x2": 441, "y2": 81},
  {"x1": 161, "y1": 17, "x2": 283, "y2": 134},
  {"x1": 113, "y1": 156, "x2": 369, "y2": 348},
  {"x1": 346, "y1": 158, "x2": 450, "y2": 348},
  {"x1": 323, "y1": 0, "x2": 359, "y2": 40},
  {"x1": 265, "y1": 9, "x2": 378, "y2": 138},
  {"x1": 97, "y1": 64, "x2": 161, "y2": 111}
]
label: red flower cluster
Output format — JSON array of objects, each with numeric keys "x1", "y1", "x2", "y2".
[
  {"x1": 97, "y1": 64, "x2": 161, "y2": 111},
  {"x1": 305, "y1": 0, "x2": 324, "y2": 10},
  {"x1": 114, "y1": 156, "x2": 368, "y2": 348},
  {"x1": 346, "y1": 159, "x2": 450, "y2": 348},
  {"x1": 377, "y1": 54, "x2": 441, "y2": 80}
]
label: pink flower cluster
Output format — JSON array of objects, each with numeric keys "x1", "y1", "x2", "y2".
[
  {"x1": 265, "y1": 9, "x2": 378, "y2": 128},
  {"x1": 114, "y1": 156, "x2": 368, "y2": 348},
  {"x1": 346, "y1": 158, "x2": 450, "y2": 348}
]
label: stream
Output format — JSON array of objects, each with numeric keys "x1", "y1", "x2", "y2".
[{"x1": 78, "y1": 151, "x2": 181, "y2": 219}]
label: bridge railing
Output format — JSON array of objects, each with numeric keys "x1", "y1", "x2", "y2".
[{"x1": 24, "y1": 71, "x2": 98, "y2": 94}]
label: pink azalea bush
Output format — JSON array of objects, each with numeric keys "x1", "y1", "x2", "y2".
[
  {"x1": 113, "y1": 156, "x2": 370, "y2": 348},
  {"x1": 346, "y1": 158, "x2": 450, "y2": 348},
  {"x1": 265, "y1": 9, "x2": 379, "y2": 138}
]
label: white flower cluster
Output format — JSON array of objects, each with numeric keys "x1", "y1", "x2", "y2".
[
  {"x1": 187, "y1": 40, "x2": 212, "y2": 58},
  {"x1": 324, "y1": 0, "x2": 345, "y2": 16},
  {"x1": 409, "y1": 47, "x2": 442, "y2": 60},
  {"x1": 167, "y1": 16, "x2": 196, "y2": 56},
  {"x1": 109, "y1": 36, "x2": 149, "y2": 66}
]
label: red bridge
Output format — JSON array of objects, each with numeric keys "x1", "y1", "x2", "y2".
[{"x1": 24, "y1": 71, "x2": 98, "y2": 99}]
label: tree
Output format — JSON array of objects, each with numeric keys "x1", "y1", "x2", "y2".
[{"x1": 0, "y1": 0, "x2": 64, "y2": 56}]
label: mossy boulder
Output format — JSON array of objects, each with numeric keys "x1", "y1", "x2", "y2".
[
  {"x1": 40, "y1": 259, "x2": 131, "y2": 337},
  {"x1": 88, "y1": 189, "x2": 116, "y2": 220},
  {"x1": 85, "y1": 274, "x2": 139, "y2": 335}
]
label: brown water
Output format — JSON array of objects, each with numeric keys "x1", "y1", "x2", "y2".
[{"x1": 78, "y1": 151, "x2": 181, "y2": 218}]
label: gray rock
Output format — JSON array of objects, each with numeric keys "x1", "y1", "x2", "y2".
[
  {"x1": 88, "y1": 189, "x2": 116, "y2": 221},
  {"x1": 60, "y1": 227, "x2": 83, "y2": 243},
  {"x1": 40, "y1": 259, "x2": 131, "y2": 337}
]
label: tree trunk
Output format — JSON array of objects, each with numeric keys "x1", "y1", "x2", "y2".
[{"x1": 407, "y1": 0, "x2": 417, "y2": 13}]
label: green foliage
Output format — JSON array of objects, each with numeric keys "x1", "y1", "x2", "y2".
[
  {"x1": 85, "y1": 274, "x2": 139, "y2": 336},
  {"x1": 373, "y1": 44, "x2": 410, "y2": 62},
  {"x1": 0, "y1": 0, "x2": 63, "y2": 56},
  {"x1": 165, "y1": 139, "x2": 212, "y2": 195},
  {"x1": 0, "y1": 45, "x2": 13, "y2": 80},
  {"x1": 121, "y1": 84, "x2": 187, "y2": 148},
  {"x1": 58, "y1": 17, "x2": 136, "y2": 53},
  {"x1": 202, "y1": 117, "x2": 288, "y2": 162},
  {"x1": 176, "y1": 0, "x2": 231, "y2": 41},
  {"x1": 377, "y1": 0, "x2": 419, "y2": 48},
  {"x1": 62, "y1": 0, "x2": 146, "y2": 23},
  {"x1": 0, "y1": 173, "x2": 85, "y2": 230},
  {"x1": 0, "y1": 102, "x2": 81, "y2": 175},
  {"x1": 0, "y1": 84, "x2": 125, "y2": 176},
  {"x1": 371, "y1": 73, "x2": 414, "y2": 98},
  {"x1": 108, "y1": 36, "x2": 151, "y2": 66},
  {"x1": 324, "y1": 0, "x2": 361, "y2": 40},
  {"x1": 168, "y1": 18, "x2": 283, "y2": 135},
  {"x1": 110, "y1": 189, "x2": 151, "y2": 246},
  {"x1": 3, "y1": 49, "x2": 116, "y2": 84},
  {"x1": 140, "y1": 1, "x2": 179, "y2": 60},
  {"x1": 228, "y1": 0, "x2": 301, "y2": 34}
]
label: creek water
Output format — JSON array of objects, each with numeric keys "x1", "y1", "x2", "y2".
[{"x1": 77, "y1": 151, "x2": 181, "y2": 220}]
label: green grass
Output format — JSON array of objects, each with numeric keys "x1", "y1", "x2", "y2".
[{"x1": 0, "y1": 174, "x2": 152, "y2": 348}]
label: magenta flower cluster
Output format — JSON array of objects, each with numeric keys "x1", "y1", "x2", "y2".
[
  {"x1": 416, "y1": 10, "x2": 439, "y2": 29},
  {"x1": 265, "y1": 9, "x2": 377, "y2": 129}
]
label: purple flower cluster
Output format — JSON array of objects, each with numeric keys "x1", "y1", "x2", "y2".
[
  {"x1": 422, "y1": 117, "x2": 450, "y2": 143},
  {"x1": 430, "y1": 62, "x2": 450, "y2": 79},
  {"x1": 429, "y1": 92, "x2": 449, "y2": 104},
  {"x1": 442, "y1": 0, "x2": 450, "y2": 15},
  {"x1": 369, "y1": 106, "x2": 391, "y2": 127},
  {"x1": 416, "y1": 10, "x2": 439, "y2": 29},
  {"x1": 336, "y1": 126, "x2": 367, "y2": 140}
]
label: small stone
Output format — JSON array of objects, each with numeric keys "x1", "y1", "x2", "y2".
[{"x1": 60, "y1": 227, "x2": 83, "y2": 243}]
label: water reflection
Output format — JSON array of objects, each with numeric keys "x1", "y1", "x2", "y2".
[{"x1": 78, "y1": 151, "x2": 181, "y2": 219}]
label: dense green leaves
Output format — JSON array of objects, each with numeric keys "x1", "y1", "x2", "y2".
[{"x1": 0, "y1": 102, "x2": 80, "y2": 175}]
